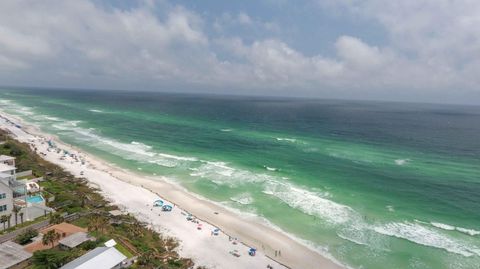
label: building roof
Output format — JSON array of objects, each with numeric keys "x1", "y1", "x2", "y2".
[
  {"x1": 0, "y1": 155, "x2": 14, "y2": 162},
  {"x1": 60, "y1": 247, "x2": 127, "y2": 269},
  {"x1": 59, "y1": 232, "x2": 94, "y2": 248},
  {"x1": 0, "y1": 241, "x2": 33, "y2": 269},
  {"x1": 104, "y1": 239, "x2": 116, "y2": 248},
  {"x1": 0, "y1": 163, "x2": 15, "y2": 173}
]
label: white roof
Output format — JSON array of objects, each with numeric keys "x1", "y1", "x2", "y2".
[
  {"x1": 0, "y1": 155, "x2": 14, "y2": 162},
  {"x1": 0, "y1": 163, "x2": 15, "y2": 173},
  {"x1": 60, "y1": 247, "x2": 127, "y2": 269},
  {"x1": 0, "y1": 241, "x2": 33, "y2": 269},
  {"x1": 59, "y1": 232, "x2": 93, "y2": 248},
  {"x1": 104, "y1": 239, "x2": 117, "y2": 247}
]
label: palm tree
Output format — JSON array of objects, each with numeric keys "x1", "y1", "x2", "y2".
[
  {"x1": 6, "y1": 214, "x2": 11, "y2": 229},
  {"x1": 49, "y1": 213, "x2": 64, "y2": 224},
  {"x1": 43, "y1": 192, "x2": 51, "y2": 206},
  {"x1": 42, "y1": 230, "x2": 61, "y2": 248},
  {"x1": 12, "y1": 206, "x2": 21, "y2": 226},
  {"x1": 87, "y1": 215, "x2": 109, "y2": 234},
  {"x1": 19, "y1": 212, "x2": 24, "y2": 225},
  {"x1": 0, "y1": 215, "x2": 8, "y2": 230}
]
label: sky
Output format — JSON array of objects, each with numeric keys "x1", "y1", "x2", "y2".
[{"x1": 0, "y1": 0, "x2": 479, "y2": 104}]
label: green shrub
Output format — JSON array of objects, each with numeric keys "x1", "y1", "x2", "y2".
[
  {"x1": 15, "y1": 228, "x2": 39, "y2": 245},
  {"x1": 32, "y1": 249, "x2": 72, "y2": 269},
  {"x1": 80, "y1": 240, "x2": 97, "y2": 251}
]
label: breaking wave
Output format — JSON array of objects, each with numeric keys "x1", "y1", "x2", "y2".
[
  {"x1": 456, "y1": 227, "x2": 480, "y2": 236},
  {"x1": 374, "y1": 222, "x2": 480, "y2": 257},
  {"x1": 230, "y1": 193, "x2": 254, "y2": 205},
  {"x1": 190, "y1": 161, "x2": 274, "y2": 186},
  {"x1": 264, "y1": 165, "x2": 277, "y2": 171},
  {"x1": 263, "y1": 181, "x2": 354, "y2": 224},
  {"x1": 395, "y1": 159, "x2": 410, "y2": 165},
  {"x1": 276, "y1": 137, "x2": 297, "y2": 143},
  {"x1": 431, "y1": 222, "x2": 480, "y2": 236}
]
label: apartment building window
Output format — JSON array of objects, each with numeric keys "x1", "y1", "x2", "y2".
[
  {"x1": 0, "y1": 193, "x2": 7, "y2": 199},
  {"x1": 0, "y1": 204, "x2": 7, "y2": 212}
]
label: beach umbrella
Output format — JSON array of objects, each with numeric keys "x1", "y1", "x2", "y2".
[
  {"x1": 154, "y1": 199, "x2": 164, "y2": 207},
  {"x1": 162, "y1": 204, "x2": 172, "y2": 211}
]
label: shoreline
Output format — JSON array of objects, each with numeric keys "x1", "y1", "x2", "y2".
[{"x1": 0, "y1": 110, "x2": 344, "y2": 269}]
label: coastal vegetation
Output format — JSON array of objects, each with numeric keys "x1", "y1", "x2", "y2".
[
  {"x1": 15, "y1": 228, "x2": 39, "y2": 245},
  {"x1": 0, "y1": 130, "x2": 195, "y2": 269}
]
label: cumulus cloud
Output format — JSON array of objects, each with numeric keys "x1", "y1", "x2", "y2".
[
  {"x1": 0, "y1": 0, "x2": 478, "y2": 103},
  {"x1": 335, "y1": 36, "x2": 385, "y2": 69},
  {"x1": 316, "y1": 0, "x2": 480, "y2": 94}
]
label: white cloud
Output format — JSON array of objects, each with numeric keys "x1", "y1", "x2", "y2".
[
  {"x1": 213, "y1": 11, "x2": 279, "y2": 34},
  {"x1": 0, "y1": 1, "x2": 213, "y2": 83},
  {"x1": 335, "y1": 36, "x2": 385, "y2": 69},
  {"x1": 0, "y1": 0, "x2": 479, "y2": 103},
  {"x1": 316, "y1": 0, "x2": 480, "y2": 89},
  {"x1": 237, "y1": 12, "x2": 253, "y2": 25}
]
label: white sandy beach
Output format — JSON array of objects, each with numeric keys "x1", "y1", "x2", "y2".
[{"x1": 0, "y1": 112, "x2": 344, "y2": 269}]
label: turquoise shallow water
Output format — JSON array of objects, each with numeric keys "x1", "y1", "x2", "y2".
[{"x1": 1, "y1": 89, "x2": 479, "y2": 269}]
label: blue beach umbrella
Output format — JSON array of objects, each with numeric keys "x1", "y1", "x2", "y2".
[
  {"x1": 154, "y1": 199, "x2": 164, "y2": 207},
  {"x1": 162, "y1": 204, "x2": 173, "y2": 211}
]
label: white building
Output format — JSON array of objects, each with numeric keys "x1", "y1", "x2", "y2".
[
  {"x1": 60, "y1": 246, "x2": 127, "y2": 269},
  {"x1": 0, "y1": 241, "x2": 32, "y2": 269},
  {"x1": 0, "y1": 163, "x2": 16, "y2": 187},
  {"x1": 0, "y1": 155, "x2": 15, "y2": 166},
  {"x1": 0, "y1": 181, "x2": 13, "y2": 217}
]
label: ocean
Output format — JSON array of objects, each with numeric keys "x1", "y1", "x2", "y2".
[{"x1": 1, "y1": 88, "x2": 479, "y2": 269}]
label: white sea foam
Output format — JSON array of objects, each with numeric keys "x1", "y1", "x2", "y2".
[
  {"x1": 337, "y1": 233, "x2": 369, "y2": 246},
  {"x1": 31, "y1": 115, "x2": 62, "y2": 122},
  {"x1": 220, "y1": 128, "x2": 232, "y2": 132},
  {"x1": 158, "y1": 153, "x2": 198, "y2": 161},
  {"x1": 429, "y1": 221, "x2": 480, "y2": 236},
  {"x1": 263, "y1": 181, "x2": 354, "y2": 224},
  {"x1": 230, "y1": 193, "x2": 254, "y2": 205},
  {"x1": 276, "y1": 137, "x2": 297, "y2": 143},
  {"x1": 190, "y1": 158, "x2": 355, "y2": 224},
  {"x1": 373, "y1": 222, "x2": 480, "y2": 257},
  {"x1": 264, "y1": 165, "x2": 277, "y2": 171},
  {"x1": 16, "y1": 106, "x2": 34, "y2": 116},
  {"x1": 431, "y1": 222, "x2": 455, "y2": 231},
  {"x1": 338, "y1": 225, "x2": 392, "y2": 252},
  {"x1": 52, "y1": 120, "x2": 82, "y2": 130},
  {"x1": 394, "y1": 159, "x2": 409, "y2": 165},
  {"x1": 55, "y1": 125, "x2": 194, "y2": 168},
  {"x1": 386, "y1": 205, "x2": 395, "y2": 212},
  {"x1": 190, "y1": 161, "x2": 274, "y2": 187},
  {"x1": 456, "y1": 227, "x2": 480, "y2": 236},
  {"x1": 89, "y1": 109, "x2": 103, "y2": 113},
  {"x1": 147, "y1": 159, "x2": 177, "y2": 168}
]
